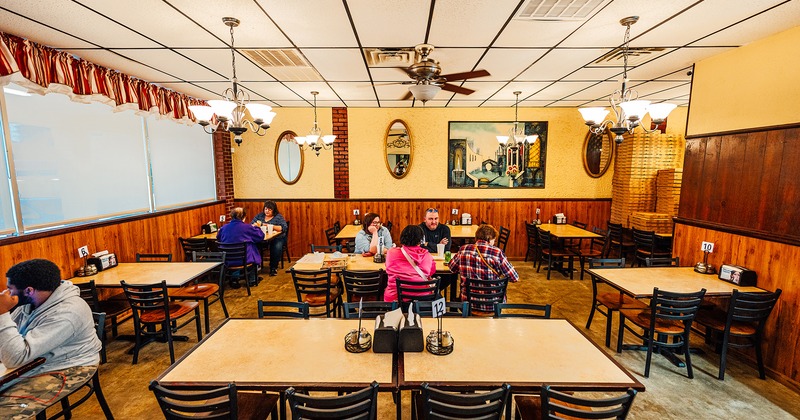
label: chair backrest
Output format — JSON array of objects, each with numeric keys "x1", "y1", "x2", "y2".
[
  {"x1": 136, "y1": 253, "x2": 173, "y2": 262},
  {"x1": 525, "y1": 222, "x2": 539, "y2": 245},
  {"x1": 650, "y1": 287, "x2": 707, "y2": 328},
  {"x1": 325, "y1": 227, "x2": 338, "y2": 246},
  {"x1": 150, "y1": 380, "x2": 239, "y2": 420},
  {"x1": 120, "y1": 280, "x2": 170, "y2": 324},
  {"x1": 311, "y1": 244, "x2": 342, "y2": 253},
  {"x1": 497, "y1": 226, "x2": 511, "y2": 252},
  {"x1": 215, "y1": 242, "x2": 248, "y2": 266},
  {"x1": 590, "y1": 227, "x2": 609, "y2": 253},
  {"x1": 193, "y1": 251, "x2": 226, "y2": 286},
  {"x1": 464, "y1": 277, "x2": 509, "y2": 314},
  {"x1": 290, "y1": 268, "x2": 335, "y2": 314},
  {"x1": 92, "y1": 312, "x2": 106, "y2": 341},
  {"x1": 179, "y1": 237, "x2": 209, "y2": 261},
  {"x1": 333, "y1": 221, "x2": 341, "y2": 234},
  {"x1": 258, "y1": 300, "x2": 310, "y2": 319},
  {"x1": 607, "y1": 221, "x2": 625, "y2": 241},
  {"x1": 571, "y1": 220, "x2": 588, "y2": 229},
  {"x1": 343, "y1": 301, "x2": 398, "y2": 319},
  {"x1": 727, "y1": 289, "x2": 782, "y2": 327},
  {"x1": 287, "y1": 381, "x2": 379, "y2": 420},
  {"x1": 645, "y1": 257, "x2": 680, "y2": 267},
  {"x1": 540, "y1": 385, "x2": 637, "y2": 419},
  {"x1": 631, "y1": 227, "x2": 657, "y2": 252},
  {"x1": 385, "y1": 220, "x2": 393, "y2": 233},
  {"x1": 588, "y1": 258, "x2": 626, "y2": 269},
  {"x1": 396, "y1": 276, "x2": 441, "y2": 305},
  {"x1": 341, "y1": 269, "x2": 384, "y2": 302},
  {"x1": 420, "y1": 382, "x2": 510, "y2": 420},
  {"x1": 495, "y1": 303, "x2": 551, "y2": 319},
  {"x1": 537, "y1": 227, "x2": 556, "y2": 251},
  {"x1": 76, "y1": 280, "x2": 101, "y2": 312},
  {"x1": 413, "y1": 301, "x2": 470, "y2": 318}
]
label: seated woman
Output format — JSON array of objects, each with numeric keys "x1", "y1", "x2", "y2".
[
  {"x1": 250, "y1": 200, "x2": 288, "y2": 277},
  {"x1": 383, "y1": 225, "x2": 437, "y2": 302},
  {"x1": 354, "y1": 212, "x2": 393, "y2": 254},
  {"x1": 448, "y1": 224, "x2": 519, "y2": 312}
]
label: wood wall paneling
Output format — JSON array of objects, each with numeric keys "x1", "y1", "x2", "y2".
[{"x1": 236, "y1": 199, "x2": 611, "y2": 259}]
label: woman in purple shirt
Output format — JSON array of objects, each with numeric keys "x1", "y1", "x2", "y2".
[{"x1": 383, "y1": 225, "x2": 437, "y2": 302}]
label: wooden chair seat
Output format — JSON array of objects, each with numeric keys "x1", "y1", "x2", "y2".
[
  {"x1": 236, "y1": 392, "x2": 281, "y2": 420},
  {"x1": 596, "y1": 292, "x2": 648, "y2": 310},
  {"x1": 170, "y1": 283, "x2": 219, "y2": 299},
  {"x1": 542, "y1": 248, "x2": 577, "y2": 258},
  {"x1": 140, "y1": 301, "x2": 199, "y2": 323},
  {"x1": 515, "y1": 394, "x2": 582, "y2": 420},
  {"x1": 304, "y1": 287, "x2": 341, "y2": 306},
  {"x1": 620, "y1": 308, "x2": 685, "y2": 334},
  {"x1": 470, "y1": 309, "x2": 495, "y2": 317},
  {"x1": 696, "y1": 309, "x2": 757, "y2": 336}
]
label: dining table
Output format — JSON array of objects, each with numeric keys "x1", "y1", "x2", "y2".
[
  {"x1": 0, "y1": 358, "x2": 46, "y2": 388},
  {"x1": 191, "y1": 229, "x2": 280, "y2": 242},
  {"x1": 537, "y1": 223, "x2": 601, "y2": 277},
  {"x1": 70, "y1": 262, "x2": 221, "y2": 288}
]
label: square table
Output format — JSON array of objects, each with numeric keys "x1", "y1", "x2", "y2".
[
  {"x1": 585, "y1": 267, "x2": 763, "y2": 298},
  {"x1": 291, "y1": 253, "x2": 449, "y2": 273},
  {"x1": 74, "y1": 262, "x2": 221, "y2": 288},
  {"x1": 537, "y1": 223, "x2": 601, "y2": 240},
  {"x1": 334, "y1": 224, "x2": 363, "y2": 240}
]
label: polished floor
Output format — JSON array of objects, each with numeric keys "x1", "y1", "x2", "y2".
[{"x1": 63, "y1": 260, "x2": 799, "y2": 419}]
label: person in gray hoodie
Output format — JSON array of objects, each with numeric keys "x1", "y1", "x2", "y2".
[{"x1": 0, "y1": 259, "x2": 101, "y2": 400}]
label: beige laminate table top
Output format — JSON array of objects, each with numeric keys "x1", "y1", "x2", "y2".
[
  {"x1": 158, "y1": 319, "x2": 394, "y2": 390},
  {"x1": 192, "y1": 230, "x2": 280, "y2": 241},
  {"x1": 73, "y1": 262, "x2": 220, "y2": 288},
  {"x1": 586, "y1": 267, "x2": 763, "y2": 298},
  {"x1": 334, "y1": 224, "x2": 363, "y2": 240},
  {"x1": 400, "y1": 318, "x2": 642, "y2": 391},
  {"x1": 538, "y1": 223, "x2": 601, "y2": 239},
  {"x1": 448, "y1": 224, "x2": 479, "y2": 238},
  {"x1": 291, "y1": 253, "x2": 450, "y2": 272}
]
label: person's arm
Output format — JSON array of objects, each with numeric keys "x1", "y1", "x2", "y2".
[
  {"x1": 251, "y1": 213, "x2": 264, "y2": 225},
  {"x1": 496, "y1": 252, "x2": 520, "y2": 282},
  {"x1": 447, "y1": 251, "x2": 460, "y2": 273},
  {"x1": 381, "y1": 228, "x2": 393, "y2": 253},
  {"x1": 0, "y1": 306, "x2": 76, "y2": 369},
  {"x1": 439, "y1": 225, "x2": 451, "y2": 246},
  {"x1": 270, "y1": 214, "x2": 287, "y2": 233},
  {"x1": 354, "y1": 231, "x2": 371, "y2": 254}
]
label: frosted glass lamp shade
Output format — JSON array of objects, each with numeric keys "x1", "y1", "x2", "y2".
[
  {"x1": 647, "y1": 103, "x2": 677, "y2": 122},
  {"x1": 189, "y1": 105, "x2": 215, "y2": 122},
  {"x1": 322, "y1": 135, "x2": 336, "y2": 145},
  {"x1": 208, "y1": 100, "x2": 236, "y2": 120},
  {"x1": 294, "y1": 136, "x2": 306, "y2": 145},
  {"x1": 619, "y1": 100, "x2": 650, "y2": 121},
  {"x1": 408, "y1": 84, "x2": 441, "y2": 102},
  {"x1": 578, "y1": 107, "x2": 610, "y2": 125},
  {"x1": 245, "y1": 103, "x2": 274, "y2": 122}
]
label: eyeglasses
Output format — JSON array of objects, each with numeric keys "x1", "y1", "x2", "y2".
[
  {"x1": 426, "y1": 208, "x2": 438, "y2": 213},
  {"x1": 371, "y1": 221, "x2": 382, "y2": 226}
]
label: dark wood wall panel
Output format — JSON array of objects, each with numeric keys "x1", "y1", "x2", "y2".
[
  {"x1": 0, "y1": 203, "x2": 226, "y2": 288},
  {"x1": 680, "y1": 127, "x2": 800, "y2": 241},
  {"x1": 235, "y1": 199, "x2": 611, "y2": 259},
  {"x1": 673, "y1": 223, "x2": 800, "y2": 389}
]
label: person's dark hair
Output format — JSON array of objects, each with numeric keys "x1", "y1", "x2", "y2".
[
  {"x1": 231, "y1": 207, "x2": 246, "y2": 221},
  {"x1": 399, "y1": 225, "x2": 424, "y2": 247},
  {"x1": 263, "y1": 200, "x2": 280, "y2": 215},
  {"x1": 6, "y1": 259, "x2": 62, "y2": 292},
  {"x1": 475, "y1": 224, "x2": 498, "y2": 242},
  {"x1": 362, "y1": 212, "x2": 380, "y2": 233}
]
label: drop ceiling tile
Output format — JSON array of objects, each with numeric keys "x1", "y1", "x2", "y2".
[
  {"x1": 692, "y1": 0, "x2": 800, "y2": 46},
  {"x1": 113, "y1": 49, "x2": 226, "y2": 81},
  {"x1": 197, "y1": 81, "x2": 299, "y2": 102},
  {"x1": 428, "y1": 0, "x2": 520, "y2": 47},
  {"x1": 477, "y1": 48, "x2": 548, "y2": 81},
  {"x1": 517, "y1": 48, "x2": 607, "y2": 80},
  {"x1": 281, "y1": 84, "x2": 341, "y2": 101},
  {"x1": 347, "y1": 0, "x2": 430, "y2": 47},
  {"x1": 65, "y1": 49, "x2": 181, "y2": 83},
  {"x1": 0, "y1": 14, "x2": 96, "y2": 49},
  {"x1": 456, "y1": 82, "x2": 513, "y2": 100},
  {"x1": 627, "y1": 47, "x2": 732, "y2": 80},
  {"x1": 562, "y1": 67, "x2": 624, "y2": 82},
  {"x1": 376, "y1": 84, "x2": 415, "y2": 101},
  {"x1": 638, "y1": 83, "x2": 691, "y2": 101},
  {"x1": 451, "y1": 100, "x2": 494, "y2": 107},
  {"x1": 629, "y1": 81, "x2": 690, "y2": 97},
  {"x1": 494, "y1": 20, "x2": 587, "y2": 48},
  {"x1": 176, "y1": 49, "x2": 276, "y2": 82},
  {"x1": 556, "y1": 100, "x2": 602, "y2": 107},
  {"x1": 502, "y1": 82, "x2": 554, "y2": 97},
  {"x1": 301, "y1": 49, "x2": 370, "y2": 81},
  {"x1": 256, "y1": 0, "x2": 357, "y2": 47},
  {"x1": 328, "y1": 82, "x2": 377, "y2": 101},
  {"x1": 370, "y1": 68, "x2": 413, "y2": 82},
  {"x1": 427, "y1": 48, "x2": 488, "y2": 77},
  {"x1": 558, "y1": 81, "x2": 619, "y2": 101}
]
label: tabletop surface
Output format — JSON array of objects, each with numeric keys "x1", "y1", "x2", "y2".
[
  {"x1": 537, "y1": 223, "x2": 601, "y2": 239},
  {"x1": 1, "y1": 358, "x2": 46, "y2": 387},
  {"x1": 291, "y1": 253, "x2": 450, "y2": 272},
  {"x1": 586, "y1": 266, "x2": 763, "y2": 297},
  {"x1": 158, "y1": 319, "x2": 394, "y2": 389},
  {"x1": 448, "y1": 224, "x2": 478, "y2": 238},
  {"x1": 72, "y1": 262, "x2": 220, "y2": 288},
  {"x1": 335, "y1": 224, "x2": 363, "y2": 239},
  {"x1": 400, "y1": 318, "x2": 642, "y2": 391},
  {"x1": 192, "y1": 230, "x2": 279, "y2": 241}
]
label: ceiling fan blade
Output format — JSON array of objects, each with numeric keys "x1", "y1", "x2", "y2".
[
  {"x1": 401, "y1": 91, "x2": 413, "y2": 100},
  {"x1": 440, "y1": 69, "x2": 490, "y2": 82},
  {"x1": 441, "y1": 83, "x2": 475, "y2": 95}
]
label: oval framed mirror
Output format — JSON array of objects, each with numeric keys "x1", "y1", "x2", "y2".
[
  {"x1": 384, "y1": 119, "x2": 412, "y2": 179},
  {"x1": 275, "y1": 130, "x2": 304, "y2": 184},
  {"x1": 582, "y1": 128, "x2": 615, "y2": 178}
]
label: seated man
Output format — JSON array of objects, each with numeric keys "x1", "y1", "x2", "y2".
[
  {"x1": 0, "y1": 259, "x2": 102, "y2": 417},
  {"x1": 418, "y1": 208, "x2": 451, "y2": 254},
  {"x1": 218, "y1": 207, "x2": 265, "y2": 286}
]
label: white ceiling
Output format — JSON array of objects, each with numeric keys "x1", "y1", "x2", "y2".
[{"x1": 0, "y1": 0, "x2": 797, "y2": 108}]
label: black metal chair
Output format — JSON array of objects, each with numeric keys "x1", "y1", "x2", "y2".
[
  {"x1": 178, "y1": 237, "x2": 209, "y2": 261},
  {"x1": 257, "y1": 300, "x2": 310, "y2": 319},
  {"x1": 577, "y1": 227, "x2": 608, "y2": 280},
  {"x1": 618, "y1": 287, "x2": 707, "y2": 378},
  {"x1": 170, "y1": 251, "x2": 228, "y2": 334},
  {"x1": 290, "y1": 268, "x2": 341, "y2": 318},
  {"x1": 631, "y1": 227, "x2": 672, "y2": 267},
  {"x1": 311, "y1": 244, "x2": 342, "y2": 253},
  {"x1": 286, "y1": 381, "x2": 379, "y2": 420},
  {"x1": 396, "y1": 276, "x2": 441, "y2": 311},
  {"x1": 645, "y1": 257, "x2": 681, "y2": 267},
  {"x1": 606, "y1": 222, "x2": 635, "y2": 260},
  {"x1": 135, "y1": 253, "x2": 173, "y2": 262},
  {"x1": 464, "y1": 276, "x2": 509, "y2": 316},
  {"x1": 515, "y1": 384, "x2": 637, "y2": 420},
  {"x1": 695, "y1": 289, "x2": 782, "y2": 379},
  {"x1": 216, "y1": 242, "x2": 256, "y2": 296},
  {"x1": 333, "y1": 221, "x2": 341, "y2": 234},
  {"x1": 325, "y1": 226, "x2": 338, "y2": 246},
  {"x1": 281, "y1": 220, "x2": 292, "y2": 267},
  {"x1": 413, "y1": 300, "x2": 470, "y2": 318},
  {"x1": 537, "y1": 227, "x2": 577, "y2": 280},
  {"x1": 37, "y1": 312, "x2": 114, "y2": 420},
  {"x1": 495, "y1": 302, "x2": 551, "y2": 319},
  {"x1": 585, "y1": 258, "x2": 647, "y2": 348},
  {"x1": 343, "y1": 301, "x2": 398, "y2": 319},
  {"x1": 120, "y1": 280, "x2": 202, "y2": 364},
  {"x1": 497, "y1": 226, "x2": 511, "y2": 253},
  {"x1": 341, "y1": 269, "x2": 384, "y2": 303},
  {"x1": 524, "y1": 222, "x2": 540, "y2": 263},
  {"x1": 150, "y1": 380, "x2": 279, "y2": 420},
  {"x1": 415, "y1": 382, "x2": 510, "y2": 420},
  {"x1": 566, "y1": 220, "x2": 588, "y2": 252},
  {"x1": 75, "y1": 279, "x2": 131, "y2": 362},
  {"x1": 385, "y1": 220, "x2": 393, "y2": 233}
]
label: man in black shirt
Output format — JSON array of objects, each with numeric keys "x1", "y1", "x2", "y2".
[{"x1": 419, "y1": 208, "x2": 451, "y2": 253}]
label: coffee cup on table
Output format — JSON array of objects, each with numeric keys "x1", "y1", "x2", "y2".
[
  {"x1": 260, "y1": 225, "x2": 267, "y2": 234},
  {"x1": 436, "y1": 243, "x2": 445, "y2": 258},
  {"x1": 267, "y1": 224, "x2": 274, "y2": 235}
]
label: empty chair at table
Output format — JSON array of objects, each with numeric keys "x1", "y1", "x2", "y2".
[
  {"x1": 585, "y1": 258, "x2": 647, "y2": 349},
  {"x1": 75, "y1": 279, "x2": 131, "y2": 361},
  {"x1": 150, "y1": 380, "x2": 279, "y2": 420},
  {"x1": 257, "y1": 300, "x2": 309, "y2": 319},
  {"x1": 495, "y1": 302, "x2": 551, "y2": 319},
  {"x1": 536, "y1": 227, "x2": 577, "y2": 280},
  {"x1": 524, "y1": 221, "x2": 541, "y2": 264},
  {"x1": 415, "y1": 382, "x2": 510, "y2": 420},
  {"x1": 496, "y1": 226, "x2": 511, "y2": 253},
  {"x1": 449, "y1": 224, "x2": 519, "y2": 304},
  {"x1": 310, "y1": 244, "x2": 342, "y2": 253},
  {"x1": 576, "y1": 227, "x2": 608, "y2": 280},
  {"x1": 170, "y1": 251, "x2": 229, "y2": 334},
  {"x1": 290, "y1": 268, "x2": 341, "y2": 318},
  {"x1": 413, "y1": 300, "x2": 469, "y2": 318},
  {"x1": 178, "y1": 237, "x2": 209, "y2": 261},
  {"x1": 342, "y1": 269, "x2": 385, "y2": 303},
  {"x1": 136, "y1": 253, "x2": 172, "y2": 262},
  {"x1": 645, "y1": 257, "x2": 681, "y2": 267},
  {"x1": 343, "y1": 301, "x2": 398, "y2": 319},
  {"x1": 631, "y1": 227, "x2": 672, "y2": 267},
  {"x1": 384, "y1": 225, "x2": 437, "y2": 303},
  {"x1": 515, "y1": 384, "x2": 637, "y2": 420},
  {"x1": 286, "y1": 381, "x2": 379, "y2": 420}
]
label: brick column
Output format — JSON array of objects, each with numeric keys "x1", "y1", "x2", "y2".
[
  {"x1": 332, "y1": 107, "x2": 349, "y2": 199},
  {"x1": 212, "y1": 129, "x2": 235, "y2": 214}
]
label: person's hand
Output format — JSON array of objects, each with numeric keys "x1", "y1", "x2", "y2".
[
  {"x1": 0, "y1": 289, "x2": 18, "y2": 315},
  {"x1": 368, "y1": 225, "x2": 378, "y2": 235},
  {"x1": 439, "y1": 238, "x2": 449, "y2": 245}
]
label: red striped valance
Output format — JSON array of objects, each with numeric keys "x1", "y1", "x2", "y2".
[{"x1": 0, "y1": 32, "x2": 205, "y2": 124}]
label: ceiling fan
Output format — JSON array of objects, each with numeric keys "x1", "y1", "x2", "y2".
[{"x1": 396, "y1": 44, "x2": 490, "y2": 102}]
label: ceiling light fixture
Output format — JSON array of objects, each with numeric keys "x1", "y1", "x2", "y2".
[
  {"x1": 189, "y1": 17, "x2": 276, "y2": 146},
  {"x1": 408, "y1": 82, "x2": 441, "y2": 103},
  {"x1": 496, "y1": 91, "x2": 538, "y2": 150},
  {"x1": 293, "y1": 91, "x2": 336, "y2": 156},
  {"x1": 578, "y1": 16, "x2": 676, "y2": 144}
]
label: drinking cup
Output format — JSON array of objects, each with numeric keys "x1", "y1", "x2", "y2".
[
  {"x1": 267, "y1": 224, "x2": 274, "y2": 235},
  {"x1": 436, "y1": 243, "x2": 445, "y2": 258}
]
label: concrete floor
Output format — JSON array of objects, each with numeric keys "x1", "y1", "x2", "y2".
[{"x1": 61, "y1": 261, "x2": 800, "y2": 419}]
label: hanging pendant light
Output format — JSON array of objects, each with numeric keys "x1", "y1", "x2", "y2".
[{"x1": 294, "y1": 91, "x2": 335, "y2": 156}]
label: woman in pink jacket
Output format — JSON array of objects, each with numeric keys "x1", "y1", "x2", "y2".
[{"x1": 383, "y1": 225, "x2": 437, "y2": 302}]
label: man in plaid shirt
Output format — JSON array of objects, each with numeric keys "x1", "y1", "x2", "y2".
[{"x1": 448, "y1": 225, "x2": 519, "y2": 313}]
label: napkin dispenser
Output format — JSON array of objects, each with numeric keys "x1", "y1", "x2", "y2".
[
  {"x1": 719, "y1": 264, "x2": 757, "y2": 287},
  {"x1": 399, "y1": 312, "x2": 424, "y2": 352},
  {"x1": 87, "y1": 252, "x2": 118, "y2": 271},
  {"x1": 200, "y1": 222, "x2": 217, "y2": 234},
  {"x1": 461, "y1": 213, "x2": 472, "y2": 225},
  {"x1": 552, "y1": 213, "x2": 567, "y2": 224},
  {"x1": 373, "y1": 311, "x2": 400, "y2": 353}
]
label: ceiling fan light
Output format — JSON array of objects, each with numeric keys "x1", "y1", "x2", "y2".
[
  {"x1": 189, "y1": 105, "x2": 215, "y2": 122},
  {"x1": 409, "y1": 84, "x2": 441, "y2": 102},
  {"x1": 578, "y1": 107, "x2": 609, "y2": 125},
  {"x1": 647, "y1": 102, "x2": 677, "y2": 122},
  {"x1": 208, "y1": 100, "x2": 236, "y2": 120}
]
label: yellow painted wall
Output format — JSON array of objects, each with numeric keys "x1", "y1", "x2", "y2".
[
  {"x1": 234, "y1": 106, "x2": 687, "y2": 199},
  {"x1": 688, "y1": 25, "x2": 800, "y2": 136}
]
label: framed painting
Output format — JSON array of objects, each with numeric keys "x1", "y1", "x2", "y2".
[{"x1": 447, "y1": 121, "x2": 547, "y2": 188}]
